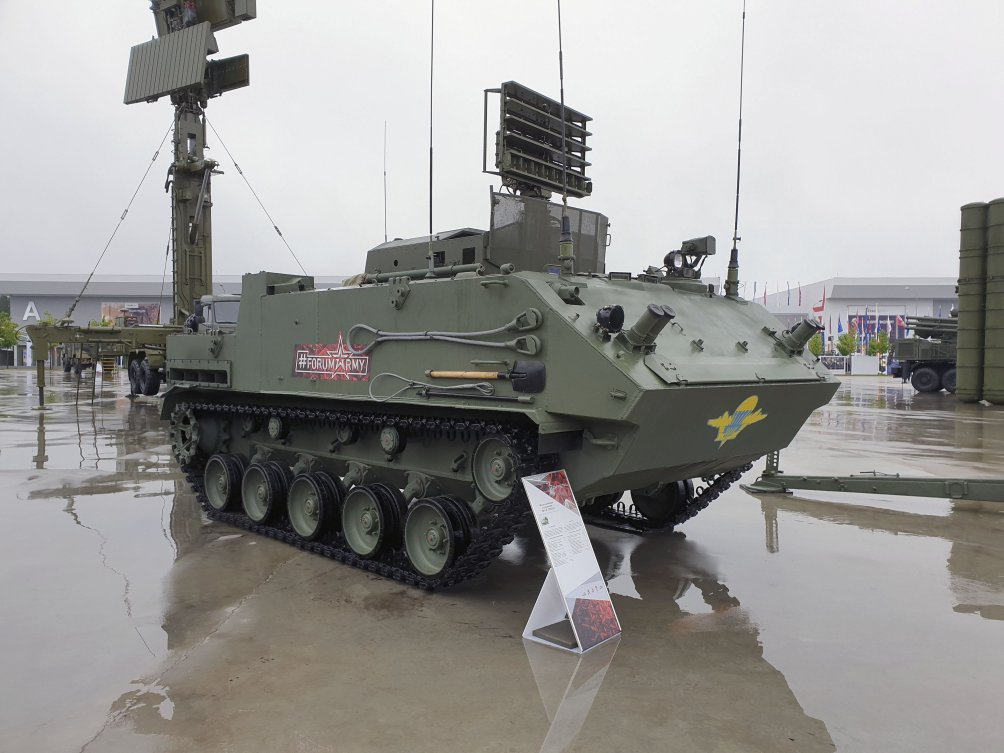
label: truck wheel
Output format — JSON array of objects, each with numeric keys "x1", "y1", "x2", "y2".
[
  {"x1": 128, "y1": 357, "x2": 143, "y2": 395},
  {"x1": 911, "y1": 366, "x2": 940, "y2": 393},
  {"x1": 140, "y1": 359, "x2": 162, "y2": 396},
  {"x1": 941, "y1": 367, "x2": 957, "y2": 394}
]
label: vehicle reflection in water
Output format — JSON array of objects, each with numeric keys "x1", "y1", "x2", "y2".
[
  {"x1": 32, "y1": 411, "x2": 47, "y2": 468},
  {"x1": 798, "y1": 376, "x2": 1004, "y2": 476},
  {"x1": 509, "y1": 528, "x2": 835, "y2": 752},
  {"x1": 1, "y1": 371, "x2": 196, "y2": 752},
  {"x1": 28, "y1": 371, "x2": 993, "y2": 752},
  {"x1": 756, "y1": 493, "x2": 1004, "y2": 621}
]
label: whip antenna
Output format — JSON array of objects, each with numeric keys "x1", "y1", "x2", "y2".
[
  {"x1": 557, "y1": 0, "x2": 569, "y2": 211},
  {"x1": 427, "y1": 0, "x2": 435, "y2": 276},
  {"x1": 383, "y1": 120, "x2": 388, "y2": 243},
  {"x1": 725, "y1": 0, "x2": 747, "y2": 298},
  {"x1": 556, "y1": 0, "x2": 574, "y2": 273}
]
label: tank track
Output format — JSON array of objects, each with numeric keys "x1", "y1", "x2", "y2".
[
  {"x1": 174, "y1": 399, "x2": 552, "y2": 590},
  {"x1": 581, "y1": 464, "x2": 754, "y2": 535}
]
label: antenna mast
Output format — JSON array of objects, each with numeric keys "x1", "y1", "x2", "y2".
[
  {"x1": 556, "y1": 0, "x2": 574, "y2": 274},
  {"x1": 383, "y1": 120, "x2": 388, "y2": 243},
  {"x1": 427, "y1": 0, "x2": 436, "y2": 276},
  {"x1": 724, "y1": 0, "x2": 747, "y2": 298}
]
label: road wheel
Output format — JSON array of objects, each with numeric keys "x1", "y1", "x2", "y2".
[
  {"x1": 288, "y1": 472, "x2": 343, "y2": 540},
  {"x1": 404, "y1": 497, "x2": 461, "y2": 576},
  {"x1": 204, "y1": 453, "x2": 245, "y2": 511},
  {"x1": 911, "y1": 366, "x2": 940, "y2": 393},
  {"x1": 941, "y1": 367, "x2": 957, "y2": 394},
  {"x1": 341, "y1": 483, "x2": 406, "y2": 559},
  {"x1": 241, "y1": 461, "x2": 290, "y2": 524}
]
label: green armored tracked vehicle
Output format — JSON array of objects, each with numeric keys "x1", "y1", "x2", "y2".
[{"x1": 163, "y1": 81, "x2": 839, "y2": 588}]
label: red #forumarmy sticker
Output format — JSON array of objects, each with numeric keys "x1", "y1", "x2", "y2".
[{"x1": 292, "y1": 333, "x2": 369, "y2": 381}]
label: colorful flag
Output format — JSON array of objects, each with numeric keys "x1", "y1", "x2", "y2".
[
  {"x1": 837, "y1": 316, "x2": 843, "y2": 333},
  {"x1": 811, "y1": 286, "x2": 826, "y2": 317}
]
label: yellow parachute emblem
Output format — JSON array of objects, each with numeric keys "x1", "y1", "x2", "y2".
[{"x1": 707, "y1": 396, "x2": 767, "y2": 447}]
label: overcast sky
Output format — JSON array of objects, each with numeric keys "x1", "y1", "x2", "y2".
[{"x1": 1, "y1": 1, "x2": 1002, "y2": 293}]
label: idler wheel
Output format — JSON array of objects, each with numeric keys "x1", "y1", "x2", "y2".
[
  {"x1": 241, "y1": 461, "x2": 291, "y2": 524},
  {"x1": 204, "y1": 453, "x2": 246, "y2": 511},
  {"x1": 288, "y1": 472, "x2": 345, "y2": 541},
  {"x1": 404, "y1": 497, "x2": 464, "y2": 577},
  {"x1": 630, "y1": 480, "x2": 695, "y2": 524},
  {"x1": 473, "y1": 436, "x2": 519, "y2": 502},
  {"x1": 341, "y1": 483, "x2": 407, "y2": 559}
]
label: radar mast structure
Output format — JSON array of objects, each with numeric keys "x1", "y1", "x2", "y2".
[
  {"x1": 26, "y1": 1, "x2": 256, "y2": 408},
  {"x1": 124, "y1": 0, "x2": 256, "y2": 324}
]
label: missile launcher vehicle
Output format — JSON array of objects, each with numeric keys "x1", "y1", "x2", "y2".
[
  {"x1": 889, "y1": 315, "x2": 958, "y2": 393},
  {"x1": 163, "y1": 81, "x2": 839, "y2": 588}
]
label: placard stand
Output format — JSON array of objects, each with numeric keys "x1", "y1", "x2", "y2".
[{"x1": 521, "y1": 470, "x2": 622, "y2": 654}]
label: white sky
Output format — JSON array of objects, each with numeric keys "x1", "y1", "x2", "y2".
[{"x1": 1, "y1": 1, "x2": 1002, "y2": 292}]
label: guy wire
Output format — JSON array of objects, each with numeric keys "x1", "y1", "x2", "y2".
[
  {"x1": 158, "y1": 219, "x2": 171, "y2": 324},
  {"x1": 64, "y1": 121, "x2": 173, "y2": 321},
  {"x1": 205, "y1": 117, "x2": 307, "y2": 276}
]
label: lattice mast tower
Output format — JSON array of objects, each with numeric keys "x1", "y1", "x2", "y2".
[{"x1": 124, "y1": 0, "x2": 255, "y2": 324}]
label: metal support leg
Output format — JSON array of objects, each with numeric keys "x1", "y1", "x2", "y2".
[{"x1": 34, "y1": 359, "x2": 46, "y2": 410}]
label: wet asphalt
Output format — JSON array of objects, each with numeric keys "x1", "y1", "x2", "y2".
[{"x1": 0, "y1": 367, "x2": 1002, "y2": 753}]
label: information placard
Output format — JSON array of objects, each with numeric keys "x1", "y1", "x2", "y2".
[{"x1": 522, "y1": 470, "x2": 621, "y2": 652}]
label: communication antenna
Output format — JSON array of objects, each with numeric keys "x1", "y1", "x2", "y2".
[
  {"x1": 556, "y1": 0, "x2": 574, "y2": 273},
  {"x1": 724, "y1": 0, "x2": 747, "y2": 298},
  {"x1": 427, "y1": 0, "x2": 435, "y2": 276},
  {"x1": 556, "y1": 0, "x2": 569, "y2": 210},
  {"x1": 383, "y1": 120, "x2": 388, "y2": 243}
]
